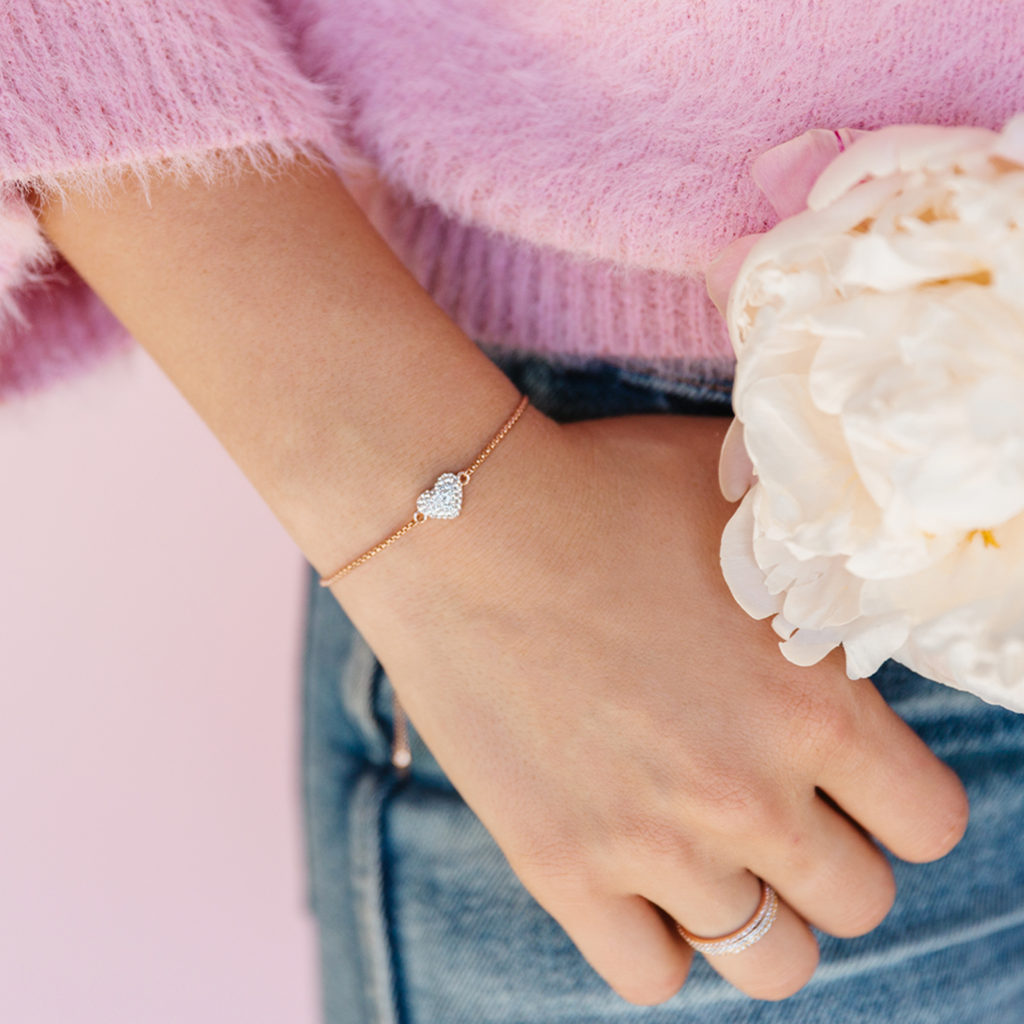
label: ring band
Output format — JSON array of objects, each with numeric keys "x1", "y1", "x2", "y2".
[{"x1": 675, "y1": 880, "x2": 779, "y2": 956}]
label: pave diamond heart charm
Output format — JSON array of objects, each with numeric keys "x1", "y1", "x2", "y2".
[{"x1": 416, "y1": 472, "x2": 463, "y2": 520}]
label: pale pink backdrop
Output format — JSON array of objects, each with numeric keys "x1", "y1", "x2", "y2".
[{"x1": 0, "y1": 345, "x2": 321, "y2": 1022}]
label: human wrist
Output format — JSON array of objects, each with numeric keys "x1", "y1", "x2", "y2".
[
  {"x1": 28, "y1": 150, "x2": 589, "y2": 634},
  {"x1": 326, "y1": 400, "x2": 590, "y2": 631}
]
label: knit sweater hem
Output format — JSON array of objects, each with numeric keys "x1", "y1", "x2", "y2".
[{"x1": 358, "y1": 176, "x2": 737, "y2": 380}]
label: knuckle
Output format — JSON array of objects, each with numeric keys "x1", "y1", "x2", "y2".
[
  {"x1": 693, "y1": 769, "x2": 760, "y2": 824},
  {"x1": 909, "y1": 778, "x2": 971, "y2": 862},
  {"x1": 610, "y1": 959, "x2": 689, "y2": 1006},
  {"x1": 806, "y1": 853, "x2": 897, "y2": 938},
  {"x1": 730, "y1": 927, "x2": 820, "y2": 1001},
  {"x1": 514, "y1": 834, "x2": 580, "y2": 875},
  {"x1": 774, "y1": 825, "x2": 820, "y2": 879},
  {"x1": 781, "y1": 686, "x2": 858, "y2": 766},
  {"x1": 696, "y1": 771, "x2": 780, "y2": 839},
  {"x1": 942, "y1": 784, "x2": 972, "y2": 849},
  {"x1": 752, "y1": 942, "x2": 820, "y2": 1001},
  {"x1": 783, "y1": 841, "x2": 897, "y2": 938},
  {"x1": 839, "y1": 869, "x2": 897, "y2": 937},
  {"x1": 510, "y1": 836, "x2": 597, "y2": 903},
  {"x1": 614, "y1": 814, "x2": 695, "y2": 864}
]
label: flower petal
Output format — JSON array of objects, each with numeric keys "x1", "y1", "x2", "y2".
[
  {"x1": 716, "y1": 113, "x2": 1024, "y2": 711},
  {"x1": 842, "y1": 615, "x2": 910, "y2": 678},
  {"x1": 778, "y1": 628, "x2": 843, "y2": 666},
  {"x1": 807, "y1": 123, "x2": 999, "y2": 211},
  {"x1": 751, "y1": 127, "x2": 867, "y2": 218},
  {"x1": 718, "y1": 417, "x2": 755, "y2": 501},
  {"x1": 706, "y1": 234, "x2": 760, "y2": 321},
  {"x1": 719, "y1": 489, "x2": 784, "y2": 620},
  {"x1": 771, "y1": 612, "x2": 797, "y2": 639},
  {"x1": 992, "y1": 111, "x2": 1024, "y2": 167}
]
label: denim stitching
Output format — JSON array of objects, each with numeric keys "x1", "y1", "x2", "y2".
[
  {"x1": 337, "y1": 629, "x2": 391, "y2": 764},
  {"x1": 347, "y1": 771, "x2": 404, "y2": 1024}
]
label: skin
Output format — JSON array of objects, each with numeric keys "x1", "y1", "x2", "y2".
[{"x1": 31, "y1": 151, "x2": 970, "y2": 1005}]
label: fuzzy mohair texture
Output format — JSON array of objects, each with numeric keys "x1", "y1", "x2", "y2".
[{"x1": 3, "y1": 0, "x2": 1024, "y2": 400}]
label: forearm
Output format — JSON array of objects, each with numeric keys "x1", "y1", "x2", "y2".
[{"x1": 32, "y1": 154, "x2": 560, "y2": 608}]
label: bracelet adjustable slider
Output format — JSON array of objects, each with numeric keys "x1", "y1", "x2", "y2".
[{"x1": 318, "y1": 393, "x2": 530, "y2": 587}]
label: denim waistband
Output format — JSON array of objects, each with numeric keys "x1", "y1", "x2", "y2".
[
  {"x1": 302, "y1": 343, "x2": 1024, "y2": 1024},
  {"x1": 475, "y1": 342, "x2": 735, "y2": 422}
]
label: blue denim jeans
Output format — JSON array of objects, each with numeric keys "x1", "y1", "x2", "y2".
[{"x1": 300, "y1": 347, "x2": 1024, "y2": 1023}]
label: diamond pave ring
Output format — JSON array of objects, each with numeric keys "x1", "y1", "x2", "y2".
[{"x1": 675, "y1": 880, "x2": 779, "y2": 956}]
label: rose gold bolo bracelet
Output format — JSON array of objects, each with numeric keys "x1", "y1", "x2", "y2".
[{"x1": 318, "y1": 393, "x2": 531, "y2": 588}]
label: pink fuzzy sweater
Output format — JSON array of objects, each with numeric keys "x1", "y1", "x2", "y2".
[{"x1": 3, "y1": 1, "x2": 1024, "y2": 400}]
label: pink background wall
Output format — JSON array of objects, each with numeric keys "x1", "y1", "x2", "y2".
[{"x1": 0, "y1": 346, "x2": 321, "y2": 1022}]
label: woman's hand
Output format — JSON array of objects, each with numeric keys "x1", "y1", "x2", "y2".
[
  {"x1": 333, "y1": 408, "x2": 970, "y2": 1005},
  {"x1": 25, "y1": 127, "x2": 969, "y2": 1006}
]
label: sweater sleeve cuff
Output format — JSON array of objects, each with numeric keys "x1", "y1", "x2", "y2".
[{"x1": 0, "y1": 0, "x2": 353, "y2": 400}]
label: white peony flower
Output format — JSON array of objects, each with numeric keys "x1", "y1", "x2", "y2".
[{"x1": 707, "y1": 114, "x2": 1024, "y2": 713}]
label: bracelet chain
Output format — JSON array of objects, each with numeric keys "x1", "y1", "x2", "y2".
[{"x1": 318, "y1": 393, "x2": 530, "y2": 587}]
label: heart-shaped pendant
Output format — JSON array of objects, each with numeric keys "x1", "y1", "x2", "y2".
[{"x1": 416, "y1": 472, "x2": 463, "y2": 520}]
